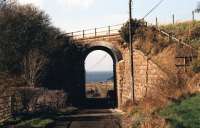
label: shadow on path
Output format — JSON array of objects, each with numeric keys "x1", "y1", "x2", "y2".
[{"x1": 54, "y1": 109, "x2": 123, "y2": 128}]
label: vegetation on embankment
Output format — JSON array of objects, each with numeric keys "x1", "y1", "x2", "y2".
[
  {"x1": 0, "y1": 107, "x2": 77, "y2": 128},
  {"x1": 120, "y1": 19, "x2": 176, "y2": 57},
  {"x1": 122, "y1": 92, "x2": 200, "y2": 128},
  {"x1": 161, "y1": 20, "x2": 200, "y2": 73},
  {"x1": 120, "y1": 19, "x2": 200, "y2": 76},
  {"x1": 122, "y1": 71, "x2": 200, "y2": 128},
  {"x1": 159, "y1": 93, "x2": 200, "y2": 128},
  {"x1": 160, "y1": 21, "x2": 200, "y2": 49}
]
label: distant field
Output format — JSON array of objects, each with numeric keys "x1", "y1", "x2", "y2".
[
  {"x1": 159, "y1": 93, "x2": 200, "y2": 128},
  {"x1": 85, "y1": 81, "x2": 114, "y2": 98}
]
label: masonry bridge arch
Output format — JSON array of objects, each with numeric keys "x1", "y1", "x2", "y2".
[
  {"x1": 70, "y1": 33, "x2": 136, "y2": 109},
  {"x1": 79, "y1": 42, "x2": 123, "y2": 108},
  {"x1": 66, "y1": 23, "x2": 196, "y2": 109}
]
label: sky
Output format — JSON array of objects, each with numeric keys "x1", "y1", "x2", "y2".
[
  {"x1": 17, "y1": 0, "x2": 200, "y2": 71},
  {"x1": 85, "y1": 50, "x2": 113, "y2": 72}
]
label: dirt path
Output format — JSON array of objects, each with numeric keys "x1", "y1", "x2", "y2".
[{"x1": 54, "y1": 109, "x2": 123, "y2": 128}]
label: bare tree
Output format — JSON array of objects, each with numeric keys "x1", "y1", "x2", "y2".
[
  {"x1": 23, "y1": 49, "x2": 48, "y2": 87},
  {"x1": 0, "y1": 0, "x2": 16, "y2": 8},
  {"x1": 0, "y1": 0, "x2": 6, "y2": 8},
  {"x1": 195, "y1": 1, "x2": 200, "y2": 13}
]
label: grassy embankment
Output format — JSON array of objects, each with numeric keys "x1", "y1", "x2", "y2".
[
  {"x1": 160, "y1": 20, "x2": 200, "y2": 49},
  {"x1": 122, "y1": 21, "x2": 200, "y2": 128},
  {"x1": 159, "y1": 93, "x2": 200, "y2": 128}
]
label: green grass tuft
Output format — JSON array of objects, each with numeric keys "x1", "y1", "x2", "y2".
[{"x1": 16, "y1": 118, "x2": 54, "y2": 128}]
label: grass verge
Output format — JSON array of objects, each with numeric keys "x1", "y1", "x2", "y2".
[{"x1": 159, "y1": 93, "x2": 200, "y2": 128}]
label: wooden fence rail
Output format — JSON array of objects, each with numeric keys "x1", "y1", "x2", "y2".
[
  {"x1": 0, "y1": 95, "x2": 21, "y2": 123},
  {"x1": 65, "y1": 24, "x2": 124, "y2": 40},
  {"x1": 0, "y1": 96, "x2": 12, "y2": 123},
  {"x1": 0, "y1": 88, "x2": 67, "y2": 124}
]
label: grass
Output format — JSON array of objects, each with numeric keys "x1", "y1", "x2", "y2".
[
  {"x1": 15, "y1": 118, "x2": 54, "y2": 128},
  {"x1": 0, "y1": 115, "x2": 55, "y2": 128},
  {"x1": 159, "y1": 93, "x2": 200, "y2": 128},
  {"x1": 1, "y1": 107, "x2": 78, "y2": 128},
  {"x1": 160, "y1": 20, "x2": 200, "y2": 49}
]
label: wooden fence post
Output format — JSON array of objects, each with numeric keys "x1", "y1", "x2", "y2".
[
  {"x1": 108, "y1": 26, "x2": 111, "y2": 36},
  {"x1": 83, "y1": 30, "x2": 85, "y2": 38},
  {"x1": 95, "y1": 28, "x2": 97, "y2": 37},
  {"x1": 192, "y1": 11, "x2": 195, "y2": 22},
  {"x1": 156, "y1": 17, "x2": 158, "y2": 27},
  {"x1": 9, "y1": 96, "x2": 13, "y2": 114}
]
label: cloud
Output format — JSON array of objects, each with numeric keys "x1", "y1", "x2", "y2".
[
  {"x1": 60, "y1": 0, "x2": 95, "y2": 9},
  {"x1": 17, "y1": 0, "x2": 43, "y2": 7}
]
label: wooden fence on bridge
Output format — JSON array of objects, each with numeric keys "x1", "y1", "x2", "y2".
[{"x1": 66, "y1": 24, "x2": 123, "y2": 40}]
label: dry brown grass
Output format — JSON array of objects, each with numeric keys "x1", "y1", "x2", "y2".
[
  {"x1": 85, "y1": 81, "x2": 114, "y2": 98},
  {"x1": 0, "y1": 72, "x2": 27, "y2": 96}
]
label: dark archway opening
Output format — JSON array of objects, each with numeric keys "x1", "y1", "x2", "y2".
[{"x1": 83, "y1": 47, "x2": 118, "y2": 109}]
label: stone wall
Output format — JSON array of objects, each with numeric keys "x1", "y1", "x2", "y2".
[{"x1": 133, "y1": 50, "x2": 169, "y2": 100}]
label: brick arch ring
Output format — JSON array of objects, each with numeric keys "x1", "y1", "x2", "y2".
[{"x1": 82, "y1": 42, "x2": 123, "y2": 63}]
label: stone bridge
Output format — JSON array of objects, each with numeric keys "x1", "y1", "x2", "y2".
[{"x1": 66, "y1": 24, "x2": 197, "y2": 109}]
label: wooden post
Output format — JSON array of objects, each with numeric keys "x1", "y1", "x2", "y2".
[
  {"x1": 192, "y1": 11, "x2": 195, "y2": 22},
  {"x1": 83, "y1": 30, "x2": 85, "y2": 38},
  {"x1": 9, "y1": 96, "x2": 14, "y2": 118},
  {"x1": 169, "y1": 33, "x2": 172, "y2": 41},
  {"x1": 108, "y1": 26, "x2": 111, "y2": 36},
  {"x1": 156, "y1": 17, "x2": 158, "y2": 27},
  {"x1": 184, "y1": 57, "x2": 186, "y2": 72},
  {"x1": 129, "y1": 0, "x2": 135, "y2": 101},
  {"x1": 172, "y1": 14, "x2": 175, "y2": 24},
  {"x1": 198, "y1": 47, "x2": 200, "y2": 60},
  {"x1": 95, "y1": 28, "x2": 97, "y2": 37}
]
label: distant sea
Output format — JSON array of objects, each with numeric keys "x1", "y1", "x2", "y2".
[{"x1": 86, "y1": 71, "x2": 113, "y2": 83}]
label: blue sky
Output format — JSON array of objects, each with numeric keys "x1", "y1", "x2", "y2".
[
  {"x1": 18, "y1": 0, "x2": 200, "y2": 32},
  {"x1": 18, "y1": 0, "x2": 200, "y2": 71}
]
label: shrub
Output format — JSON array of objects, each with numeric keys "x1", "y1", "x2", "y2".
[
  {"x1": 119, "y1": 19, "x2": 145, "y2": 43},
  {"x1": 16, "y1": 87, "x2": 68, "y2": 113},
  {"x1": 191, "y1": 25, "x2": 200, "y2": 40}
]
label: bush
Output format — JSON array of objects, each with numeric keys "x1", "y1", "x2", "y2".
[
  {"x1": 191, "y1": 25, "x2": 200, "y2": 39},
  {"x1": 119, "y1": 19, "x2": 145, "y2": 43},
  {"x1": 16, "y1": 87, "x2": 68, "y2": 113}
]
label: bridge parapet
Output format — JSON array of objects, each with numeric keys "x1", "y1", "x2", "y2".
[{"x1": 66, "y1": 24, "x2": 124, "y2": 41}]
